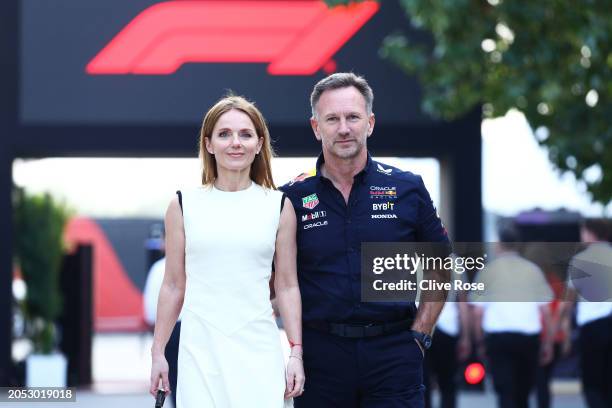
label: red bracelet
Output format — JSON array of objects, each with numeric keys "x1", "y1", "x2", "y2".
[{"x1": 289, "y1": 340, "x2": 302, "y2": 348}]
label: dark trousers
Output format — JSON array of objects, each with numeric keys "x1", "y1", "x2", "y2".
[
  {"x1": 424, "y1": 330, "x2": 458, "y2": 408},
  {"x1": 295, "y1": 327, "x2": 424, "y2": 408},
  {"x1": 486, "y1": 333, "x2": 539, "y2": 408},
  {"x1": 535, "y1": 343, "x2": 562, "y2": 408},
  {"x1": 579, "y1": 316, "x2": 612, "y2": 408},
  {"x1": 165, "y1": 321, "x2": 181, "y2": 408}
]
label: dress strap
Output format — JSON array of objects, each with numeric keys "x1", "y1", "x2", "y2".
[{"x1": 176, "y1": 190, "x2": 183, "y2": 214}]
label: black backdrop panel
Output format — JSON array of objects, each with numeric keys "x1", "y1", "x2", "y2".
[{"x1": 21, "y1": 0, "x2": 431, "y2": 126}]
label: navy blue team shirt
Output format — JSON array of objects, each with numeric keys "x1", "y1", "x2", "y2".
[{"x1": 280, "y1": 153, "x2": 450, "y2": 325}]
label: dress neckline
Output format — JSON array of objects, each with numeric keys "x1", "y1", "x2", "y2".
[{"x1": 211, "y1": 181, "x2": 256, "y2": 193}]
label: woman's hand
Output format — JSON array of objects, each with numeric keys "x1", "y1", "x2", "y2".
[
  {"x1": 150, "y1": 352, "x2": 171, "y2": 398},
  {"x1": 284, "y1": 354, "x2": 305, "y2": 399}
]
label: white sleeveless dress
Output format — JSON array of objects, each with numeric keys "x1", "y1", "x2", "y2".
[{"x1": 176, "y1": 183, "x2": 292, "y2": 408}]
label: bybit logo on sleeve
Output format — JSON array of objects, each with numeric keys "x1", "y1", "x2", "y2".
[{"x1": 86, "y1": 1, "x2": 379, "y2": 76}]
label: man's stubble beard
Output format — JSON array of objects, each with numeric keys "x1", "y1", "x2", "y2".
[{"x1": 325, "y1": 134, "x2": 367, "y2": 161}]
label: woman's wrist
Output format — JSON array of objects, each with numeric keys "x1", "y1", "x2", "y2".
[
  {"x1": 289, "y1": 342, "x2": 303, "y2": 359},
  {"x1": 288, "y1": 339, "x2": 302, "y2": 348},
  {"x1": 151, "y1": 345, "x2": 165, "y2": 357}
]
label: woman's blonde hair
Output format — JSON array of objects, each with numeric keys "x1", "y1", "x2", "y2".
[{"x1": 199, "y1": 95, "x2": 276, "y2": 189}]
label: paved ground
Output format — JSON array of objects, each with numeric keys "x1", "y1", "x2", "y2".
[
  {"x1": 3, "y1": 333, "x2": 586, "y2": 407},
  {"x1": 0, "y1": 388, "x2": 587, "y2": 408}
]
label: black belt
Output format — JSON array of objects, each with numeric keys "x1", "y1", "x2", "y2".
[{"x1": 305, "y1": 318, "x2": 414, "y2": 338}]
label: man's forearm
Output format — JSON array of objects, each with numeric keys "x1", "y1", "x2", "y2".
[
  {"x1": 458, "y1": 298, "x2": 471, "y2": 335},
  {"x1": 412, "y1": 267, "x2": 449, "y2": 334},
  {"x1": 471, "y1": 307, "x2": 484, "y2": 343},
  {"x1": 412, "y1": 300, "x2": 445, "y2": 335}
]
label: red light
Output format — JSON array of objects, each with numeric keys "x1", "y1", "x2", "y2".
[
  {"x1": 86, "y1": 1, "x2": 379, "y2": 76},
  {"x1": 464, "y1": 362, "x2": 485, "y2": 385}
]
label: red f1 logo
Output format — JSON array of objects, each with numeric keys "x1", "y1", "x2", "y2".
[{"x1": 86, "y1": 1, "x2": 379, "y2": 76}]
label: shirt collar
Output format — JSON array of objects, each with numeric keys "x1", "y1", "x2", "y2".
[{"x1": 315, "y1": 152, "x2": 373, "y2": 184}]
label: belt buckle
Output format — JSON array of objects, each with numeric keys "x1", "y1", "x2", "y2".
[
  {"x1": 344, "y1": 324, "x2": 365, "y2": 338},
  {"x1": 360, "y1": 322, "x2": 382, "y2": 337}
]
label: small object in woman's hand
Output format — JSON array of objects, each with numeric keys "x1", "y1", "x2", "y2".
[{"x1": 155, "y1": 389, "x2": 166, "y2": 408}]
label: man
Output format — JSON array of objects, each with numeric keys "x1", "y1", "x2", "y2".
[
  {"x1": 280, "y1": 72, "x2": 451, "y2": 407},
  {"x1": 143, "y1": 249, "x2": 181, "y2": 408},
  {"x1": 567, "y1": 219, "x2": 612, "y2": 408},
  {"x1": 470, "y1": 224, "x2": 553, "y2": 408}
]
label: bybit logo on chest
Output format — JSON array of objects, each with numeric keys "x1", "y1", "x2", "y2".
[{"x1": 372, "y1": 202, "x2": 395, "y2": 211}]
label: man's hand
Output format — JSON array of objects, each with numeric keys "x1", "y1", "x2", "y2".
[
  {"x1": 457, "y1": 335, "x2": 472, "y2": 362},
  {"x1": 539, "y1": 340, "x2": 554, "y2": 366},
  {"x1": 561, "y1": 335, "x2": 572, "y2": 357}
]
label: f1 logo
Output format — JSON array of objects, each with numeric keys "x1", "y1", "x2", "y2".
[{"x1": 86, "y1": 1, "x2": 379, "y2": 76}]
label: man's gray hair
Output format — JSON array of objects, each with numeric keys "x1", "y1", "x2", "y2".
[{"x1": 310, "y1": 72, "x2": 374, "y2": 118}]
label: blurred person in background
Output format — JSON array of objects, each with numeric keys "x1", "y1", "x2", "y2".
[
  {"x1": 471, "y1": 224, "x2": 553, "y2": 408},
  {"x1": 535, "y1": 298, "x2": 571, "y2": 408},
  {"x1": 149, "y1": 95, "x2": 303, "y2": 407},
  {"x1": 522, "y1": 242, "x2": 572, "y2": 408},
  {"x1": 143, "y1": 236, "x2": 181, "y2": 408},
  {"x1": 566, "y1": 219, "x2": 612, "y2": 408},
  {"x1": 423, "y1": 297, "x2": 472, "y2": 408}
]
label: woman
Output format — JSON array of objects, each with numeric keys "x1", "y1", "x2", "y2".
[{"x1": 149, "y1": 95, "x2": 304, "y2": 407}]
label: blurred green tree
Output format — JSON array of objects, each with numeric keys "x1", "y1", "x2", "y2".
[
  {"x1": 327, "y1": 0, "x2": 612, "y2": 204},
  {"x1": 13, "y1": 188, "x2": 70, "y2": 353}
]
